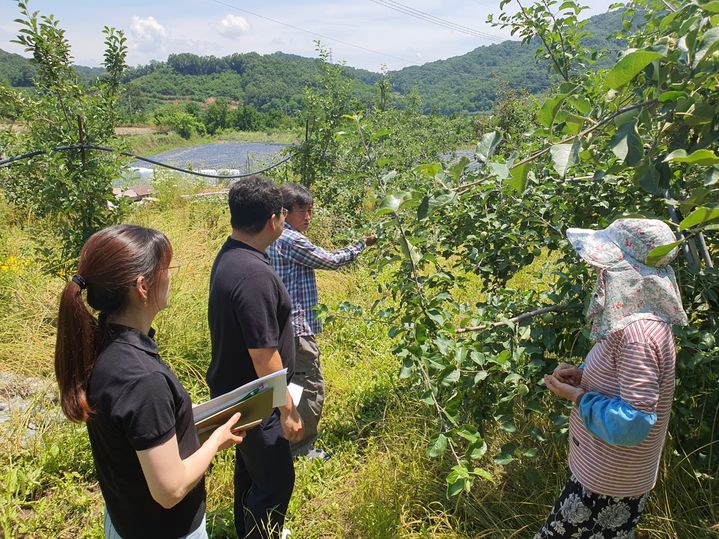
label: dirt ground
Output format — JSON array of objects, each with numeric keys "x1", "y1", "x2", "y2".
[
  {"x1": 0, "y1": 124, "x2": 163, "y2": 136},
  {"x1": 114, "y1": 126, "x2": 164, "y2": 135}
]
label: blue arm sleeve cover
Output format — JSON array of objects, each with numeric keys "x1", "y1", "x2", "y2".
[{"x1": 577, "y1": 391, "x2": 656, "y2": 447}]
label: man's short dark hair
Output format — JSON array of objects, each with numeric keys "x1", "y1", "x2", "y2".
[
  {"x1": 228, "y1": 175, "x2": 282, "y2": 234},
  {"x1": 280, "y1": 183, "x2": 314, "y2": 212}
]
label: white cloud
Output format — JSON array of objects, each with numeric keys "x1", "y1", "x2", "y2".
[
  {"x1": 130, "y1": 15, "x2": 167, "y2": 42},
  {"x1": 218, "y1": 14, "x2": 250, "y2": 38}
]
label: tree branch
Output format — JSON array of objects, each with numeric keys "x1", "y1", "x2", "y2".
[
  {"x1": 456, "y1": 303, "x2": 574, "y2": 334},
  {"x1": 457, "y1": 99, "x2": 658, "y2": 195}
]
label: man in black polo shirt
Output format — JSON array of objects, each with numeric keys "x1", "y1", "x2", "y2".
[{"x1": 207, "y1": 175, "x2": 303, "y2": 539}]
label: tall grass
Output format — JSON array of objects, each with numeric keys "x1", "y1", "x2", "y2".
[{"x1": 0, "y1": 182, "x2": 717, "y2": 537}]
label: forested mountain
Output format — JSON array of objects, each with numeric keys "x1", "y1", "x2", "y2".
[
  {"x1": 0, "y1": 48, "x2": 105, "y2": 86},
  {"x1": 0, "y1": 10, "x2": 623, "y2": 115},
  {"x1": 0, "y1": 48, "x2": 36, "y2": 87},
  {"x1": 121, "y1": 51, "x2": 381, "y2": 114}
]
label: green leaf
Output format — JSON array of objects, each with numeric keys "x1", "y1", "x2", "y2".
[
  {"x1": 456, "y1": 426, "x2": 479, "y2": 443},
  {"x1": 413, "y1": 162, "x2": 442, "y2": 177},
  {"x1": 376, "y1": 191, "x2": 411, "y2": 216},
  {"x1": 537, "y1": 94, "x2": 567, "y2": 128},
  {"x1": 370, "y1": 128, "x2": 391, "y2": 141},
  {"x1": 494, "y1": 451, "x2": 514, "y2": 465},
  {"x1": 567, "y1": 95, "x2": 591, "y2": 115},
  {"x1": 399, "y1": 234, "x2": 421, "y2": 266},
  {"x1": 549, "y1": 139, "x2": 580, "y2": 177},
  {"x1": 488, "y1": 161, "x2": 510, "y2": 180},
  {"x1": 495, "y1": 349, "x2": 511, "y2": 365},
  {"x1": 562, "y1": 113, "x2": 587, "y2": 135},
  {"x1": 646, "y1": 240, "x2": 684, "y2": 266},
  {"x1": 446, "y1": 464, "x2": 471, "y2": 497},
  {"x1": 474, "y1": 370, "x2": 488, "y2": 383},
  {"x1": 417, "y1": 192, "x2": 456, "y2": 219},
  {"x1": 442, "y1": 368, "x2": 461, "y2": 385},
  {"x1": 694, "y1": 26, "x2": 719, "y2": 67},
  {"x1": 399, "y1": 357, "x2": 414, "y2": 379},
  {"x1": 380, "y1": 170, "x2": 398, "y2": 184},
  {"x1": 428, "y1": 432, "x2": 448, "y2": 458},
  {"x1": 469, "y1": 439, "x2": 488, "y2": 460},
  {"x1": 679, "y1": 206, "x2": 719, "y2": 231},
  {"x1": 472, "y1": 467, "x2": 493, "y2": 482},
  {"x1": 665, "y1": 149, "x2": 719, "y2": 166},
  {"x1": 635, "y1": 165, "x2": 662, "y2": 196},
  {"x1": 477, "y1": 131, "x2": 502, "y2": 163},
  {"x1": 448, "y1": 156, "x2": 470, "y2": 181},
  {"x1": 659, "y1": 91, "x2": 689, "y2": 103},
  {"x1": 507, "y1": 162, "x2": 530, "y2": 192},
  {"x1": 701, "y1": 1, "x2": 719, "y2": 13},
  {"x1": 683, "y1": 102, "x2": 715, "y2": 126},
  {"x1": 612, "y1": 107, "x2": 641, "y2": 128},
  {"x1": 610, "y1": 121, "x2": 644, "y2": 166},
  {"x1": 605, "y1": 49, "x2": 664, "y2": 90},
  {"x1": 704, "y1": 167, "x2": 719, "y2": 186}
]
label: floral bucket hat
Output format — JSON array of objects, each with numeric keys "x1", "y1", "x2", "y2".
[
  {"x1": 566, "y1": 218, "x2": 680, "y2": 268},
  {"x1": 566, "y1": 219, "x2": 688, "y2": 340}
]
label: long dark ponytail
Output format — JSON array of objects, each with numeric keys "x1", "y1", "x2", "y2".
[{"x1": 54, "y1": 225, "x2": 172, "y2": 422}]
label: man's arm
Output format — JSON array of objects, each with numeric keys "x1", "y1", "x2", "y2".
[
  {"x1": 287, "y1": 233, "x2": 370, "y2": 270},
  {"x1": 248, "y1": 347, "x2": 303, "y2": 441}
]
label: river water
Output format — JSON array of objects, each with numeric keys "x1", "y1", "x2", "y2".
[{"x1": 122, "y1": 141, "x2": 289, "y2": 186}]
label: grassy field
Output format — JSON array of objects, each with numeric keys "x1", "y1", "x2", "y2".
[{"x1": 0, "y1": 183, "x2": 717, "y2": 538}]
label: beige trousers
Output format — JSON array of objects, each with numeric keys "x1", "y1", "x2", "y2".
[{"x1": 290, "y1": 335, "x2": 325, "y2": 456}]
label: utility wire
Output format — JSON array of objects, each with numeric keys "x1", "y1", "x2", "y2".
[
  {"x1": 367, "y1": 0, "x2": 504, "y2": 40},
  {"x1": 209, "y1": 0, "x2": 413, "y2": 64},
  {"x1": 0, "y1": 144, "x2": 292, "y2": 180},
  {"x1": 370, "y1": 0, "x2": 502, "y2": 40}
]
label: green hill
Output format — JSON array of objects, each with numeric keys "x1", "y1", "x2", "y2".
[
  {"x1": 0, "y1": 48, "x2": 105, "y2": 87},
  {"x1": 389, "y1": 9, "x2": 624, "y2": 113},
  {"x1": 120, "y1": 51, "x2": 381, "y2": 113},
  {"x1": 0, "y1": 9, "x2": 623, "y2": 115}
]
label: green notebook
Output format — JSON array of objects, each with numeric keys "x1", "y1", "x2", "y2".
[{"x1": 194, "y1": 387, "x2": 274, "y2": 444}]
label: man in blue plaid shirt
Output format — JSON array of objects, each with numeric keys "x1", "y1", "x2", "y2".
[{"x1": 268, "y1": 183, "x2": 376, "y2": 459}]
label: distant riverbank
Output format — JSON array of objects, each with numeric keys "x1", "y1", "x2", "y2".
[{"x1": 121, "y1": 128, "x2": 300, "y2": 157}]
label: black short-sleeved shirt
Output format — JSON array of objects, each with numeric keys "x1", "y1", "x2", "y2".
[
  {"x1": 207, "y1": 237, "x2": 295, "y2": 398},
  {"x1": 87, "y1": 324, "x2": 204, "y2": 539}
]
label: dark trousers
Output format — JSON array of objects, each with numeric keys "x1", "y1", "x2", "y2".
[{"x1": 234, "y1": 410, "x2": 295, "y2": 539}]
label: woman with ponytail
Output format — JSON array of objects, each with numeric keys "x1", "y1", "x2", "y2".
[{"x1": 55, "y1": 224, "x2": 245, "y2": 539}]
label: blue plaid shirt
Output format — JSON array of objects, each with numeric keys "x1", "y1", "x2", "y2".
[{"x1": 268, "y1": 223, "x2": 365, "y2": 336}]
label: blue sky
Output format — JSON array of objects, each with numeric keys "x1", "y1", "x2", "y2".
[{"x1": 0, "y1": 0, "x2": 617, "y2": 72}]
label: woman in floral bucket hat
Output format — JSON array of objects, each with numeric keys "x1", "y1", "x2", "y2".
[{"x1": 535, "y1": 219, "x2": 688, "y2": 539}]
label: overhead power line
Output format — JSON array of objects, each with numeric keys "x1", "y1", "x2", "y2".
[
  {"x1": 0, "y1": 144, "x2": 292, "y2": 180},
  {"x1": 209, "y1": 0, "x2": 412, "y2": 64},
  {"x1": 367, "y1": 0, "x2": 504, "y2": 41}
]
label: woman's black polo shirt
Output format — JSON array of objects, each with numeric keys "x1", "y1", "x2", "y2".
[
  {"x1": 207, "y1": 237, "x2": 295, "y2": 398},
  {"x1": 86, "y1": 324, "x2": 204, "y2": 538}
]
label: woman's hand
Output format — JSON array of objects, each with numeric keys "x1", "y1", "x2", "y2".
[
  {"x1": 544, "y1": 374, "x2": 585, "y2": 404},
  {"x1": 553, "y1": 362, "x2": 583, "y2": 386},
  {"x1": 209, "y1": 412, "x2": 246, "y2": 451}
]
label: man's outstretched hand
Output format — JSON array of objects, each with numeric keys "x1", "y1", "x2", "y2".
[{"x1": 364, "y1": 233, "x2": 377, "y2": 247}]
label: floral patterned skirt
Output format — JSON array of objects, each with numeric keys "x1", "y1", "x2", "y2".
[{"x1": 534, "y1": 475, "x2": 649, "y2": 539}]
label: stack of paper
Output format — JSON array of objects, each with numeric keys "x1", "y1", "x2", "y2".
[{"x1": 193, "y1": 369, "x2": 288, "y2": 443}]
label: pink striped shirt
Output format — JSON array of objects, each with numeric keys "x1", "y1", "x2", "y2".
[{"x1": 568, "y1": 319, "x2": 676, "y2": 497}]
